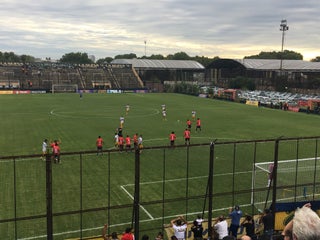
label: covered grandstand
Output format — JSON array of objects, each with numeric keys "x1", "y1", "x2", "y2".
[
  {"x1": 0, "y1": 59, "x2": 206, "y2": 92},
  {"x1": 111, "y1": 59, "x2": 205, "y2": 92},
  {"x1": 206, "y1": 59, "x2": 320, "y2": 94}
]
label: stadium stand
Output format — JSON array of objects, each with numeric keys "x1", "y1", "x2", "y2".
[{"x1": 0, "y1": 60, "x2": 205, "y2": 91}]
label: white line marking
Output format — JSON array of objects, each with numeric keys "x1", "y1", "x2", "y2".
[{"x1": 120, "y1": 186, "x2": 154, "y2": 220}]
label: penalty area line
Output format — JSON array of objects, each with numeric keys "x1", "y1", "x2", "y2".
[{"x1": 120, "y1": 185, "x2": 154, "y2": 220}]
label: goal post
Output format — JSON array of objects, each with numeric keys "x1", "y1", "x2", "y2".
[
  {"x1": 252, "y1": 157, "x2": 320, "y2": 212},
  {"x1": 52, "y1": 84, "x2": 78, "y2": 93}
]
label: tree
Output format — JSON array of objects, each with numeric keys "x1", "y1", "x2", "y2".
[
  {"x1": 114, "y1": 53, "x2": 137, "y2": 59},
  {"x1": 20, "y1": 54, "x2": 35, "y2": 63},
  {"x1": 0, "y1": 51, "x2": 21, "y2": 62},
  {"x1": 148, "y1": 54, "x2": 165, "y2": 60},
  {"x1": 310, "y1": 56, "x2": 320, "y2": 62},
  {"x1": 96, "y1": 57, "x2": 113, "y2": 65},
  {"x1": 167, "y1": 52, "x2": 191, "y2": 60},
  {"x1": 244, "y1": 50, "x2": 303, "y2": 60},
  {"x1": 194, "y1": 55, "x2": 219, "y2": 68},
  {"x1": 59, "y1": 52, "x2": 94, "y2": 64}
]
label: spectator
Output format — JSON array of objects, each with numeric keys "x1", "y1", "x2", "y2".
[
  {"x1": 171, "y1": 216, "x2": 188, "y2": 240},
  {"x1": 229, "y1": 205, "x2": 242, "y2": 238},
  {"x1": 259, "y1": 208, "x2": 274, "y2": 240},
  {"x1": 222, "y1": 236, "x2": 235, "y2": 240},
  {"x1": 282, "y1": 203, "x2": 320, "y2": 240},
  {"x1": 240, "y1": 215, "x2": 256, "y2": 240},
  {"x1": 240, "y1": 236, "x2": 251, "y2": 240},
  {"x1": 111, "y1": 232, "x2": 119, "y2": 240},
  {"x1": 196, "y1": 214, "x2": 204, "y2": 226},
  {"x1": 141, "y1": 235, "x2": 149, "y2": 240},
  {"x1": 191, "y1": 220, "x2": 203, "y2": 240},
  {"x1": 155, "y1": 232, "x2": 163, "y2": 240},
  {"x1": 282, "y1": 229, "x2": 293, "y2": 240},
  {"x1": 102, "y1": 224, "x2": 119, "y2": 240},
  {"x1": 121, "y1": 227, "x2": 134, "y2": 240},
  {"x1": 214, "y1": 215, "x2": 228, "y2": 240},
  {"x1": 102, "y1": 224, "x2": 109, "y2": 240}
]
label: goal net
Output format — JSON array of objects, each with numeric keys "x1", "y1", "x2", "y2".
[
  {"x1": 252, "y1": 157, "x2": 320, "y2": 212},
  {"x1": 52, "y1": 84, "x2": 78, "y2": 93}
]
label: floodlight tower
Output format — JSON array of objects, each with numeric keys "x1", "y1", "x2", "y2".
[
  {"x1": 279, "y1": 19, "x2": 289, "y2": 72},
  {"x1": 144, "y1": 40, "x2": 147, "y2": 57}
]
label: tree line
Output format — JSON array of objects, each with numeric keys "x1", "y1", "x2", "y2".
[{"x1": 1, "y1": 50, "x2": 319, "y2": 68}]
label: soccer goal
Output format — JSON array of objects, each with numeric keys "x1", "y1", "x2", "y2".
[
  {"x1": 52, "y1": 84, "x2": 78, "y2": 93},
  {"x1": 252, "y1": 157, "x2": 320, "y2": 212}
]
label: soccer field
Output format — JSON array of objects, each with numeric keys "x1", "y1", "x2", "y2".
[
  {"x1": 0, "y1": 93, "x2": 319, "y2": 239},
  {"x1": 1, "y1": 93, "x2": 319, "y2": 155}
]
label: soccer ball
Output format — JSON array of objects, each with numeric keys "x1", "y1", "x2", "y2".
[{"x1": 177, "y1": 120, "x2": 180, "y2": 123}]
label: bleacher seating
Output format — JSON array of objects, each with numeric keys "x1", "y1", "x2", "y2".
[{"x1": 0, "y1": 63, "x2": 144, "y2": 90}]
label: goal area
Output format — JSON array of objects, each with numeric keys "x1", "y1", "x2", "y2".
[
  {"x1": 52, "y1": 84, "x2": 78, "y2": 93},
  {"x1": 252, "y1": 157, "x2": 320, "y2": 212}
]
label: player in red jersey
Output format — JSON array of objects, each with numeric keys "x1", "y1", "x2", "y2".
[
  {"x1": 186, "y1": 119, "x2": 192, "y2": 130},
  {"x1": 52, "y1": 142, "x2": 61, "y2": 164},
  {"x1": 196, "y1": 118, "x2": 201, "y2": 132},
  {"x1": 184, "y1": 128, "x2": 191, "y2": 145},
  {"x1": 96, "y1": 136, "x2": 104, "y2": 155},
  {"x1": 118, "y1": 135, "x2": 124, "y2": 152},
  {"x1": 133, "y1": 133, "x2": 138, "y2": 149},
  {"x1": 125, "y1": 135, "x2": 131, "y2": 151},
  {"x1": 50, "y1": 139, "x2": 61, "y2": 163},
  {"x1": 169, "y1": 131, "x2": 176, "y2": 147}
]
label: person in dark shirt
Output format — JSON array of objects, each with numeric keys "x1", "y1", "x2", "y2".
[
  {"x1": 259, "y1": 209, "x2": 274, "y2": 240},
  {"x1": 240, "y1": 215, "x2": 256, "y2": 240},
  {"x1": 191, "y1": 220, "x2": 203, "y2": 240}
]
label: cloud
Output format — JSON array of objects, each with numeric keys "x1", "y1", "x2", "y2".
[{"x1": 0, "y1": 0, "x2": 319, "y2": 60}]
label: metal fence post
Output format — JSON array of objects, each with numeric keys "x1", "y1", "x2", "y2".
[
  {"x1": 133, "y1": 148, "x2": 140, "y2": 240},
  {"x1": 271, "y1": 138, "x2": 280, "y2": 226},
  {"x1": 46, "y1": 153, "x2": 53, "y2": 240},
  {"x1": 207, "y1": 142, "x2": 215, "y2": 238}
]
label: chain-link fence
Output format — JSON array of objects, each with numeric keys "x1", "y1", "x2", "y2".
[{"x1": 1, "y1": 136, "x2": 319, "y2": 240}]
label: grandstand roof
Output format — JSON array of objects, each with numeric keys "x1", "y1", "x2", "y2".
[
  {"x1": 111, "y1": 59, "x2": 205, "y2": 70},
  {"x1": 232, "y1": 59, "x2": 320, "y2": 71}
]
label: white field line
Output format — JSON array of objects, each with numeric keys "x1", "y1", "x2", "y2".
[
  {"x1": 122, "y1": 171, "x2": 251, "y2": 187},
  {"x1": 120, "y1": 185, "x2": 155, "y2": 220}
]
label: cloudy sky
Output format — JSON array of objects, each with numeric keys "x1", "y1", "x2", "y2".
[{"x1": 0, "y1": 0, "x2": 319, "y2": 61}]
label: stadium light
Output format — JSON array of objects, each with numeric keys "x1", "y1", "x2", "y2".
[
  {"x1": 144, "y1": 40, "x2": 147, "y2": 57},
  {"x1": 279, "y1": 19, "x2": 289, "y2": 72}
]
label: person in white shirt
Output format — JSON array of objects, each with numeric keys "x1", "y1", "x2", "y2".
[
  {"x1": 214, "y1": 215, "x2": 228, "y2": 240},
  {"x1": 171, "y1": 216, "x2": 188, "y2": 240}
]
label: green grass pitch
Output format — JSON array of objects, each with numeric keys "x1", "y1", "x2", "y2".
[{"x1": 0, "y1": 93, "x2": 319, "y2": 239}]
